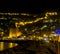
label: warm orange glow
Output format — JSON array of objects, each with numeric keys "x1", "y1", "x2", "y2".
[
  {"x1": 9, "y1": 28, "x2": 22, "y2": 38},
  {"x1": 16, "y1": 32, "x2": 22, "y2": 37}
]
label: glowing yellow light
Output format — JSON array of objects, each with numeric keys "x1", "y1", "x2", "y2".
[
  {"x1": 21, "y1": 13, "x2": 27, "y2": 15},
  {"x1": 34, "y1": 18, "x2": 43, "y2": 22},
  {"x1": 14, "y1": 12, "x2": 57, "y2": 27},
  {"x1": 9, "y1": 43, "x2": 18, "y2": 48},
  {"x1": 16, "y1": 32, "x2": 22, "y2": 37},
  {"x1": 55, "y1": 12, "x2": 57, "y2": 15},
  {"x1": 44, "y1": 16, "x2": 47, "y2": 19},
  {"x1": 19, "y1": 22, "x2": 25, "y2": 25},
  {"x1": 21, "y1": 13, "x2": 30, "y2": 16},
  {"x1": 15, "y1": 22, "x2": 18, "y2": 27},
  {"x1": 45, "y1": 12, "x2": 57, "y2": 16},
  {"x1": 48, "y1": 12, "x2": 55, "y2": 15},
  {"x1": 32, "y1": 30, "x2": 35, "y2": 32},
  {"x1": 45, "y1": 12, "x2": 48, "y2": 16},
  {"x1": 22, "y1": 37, "x2": 24, "y2": 40},
  {"x1": 45, "y1": 14, "x2": 48, "y2": 17},
  {"x1": 49, "y1": 38, "x2": 52, "y2": 40},
  {"x1": 1, "y1": 32, "x2": 4, "y2": 34},
  {"x1": 38, "y1": 36, "x2": 43, "y2": 40},
  {"x1": 43, "y1": 34, "x2": 47, "y2": 37},
  {"x1": 33, "y1": 36, "x2": 35, "y2": 38},
  {"x1": 51, "y1": 13, "x2": 55, "y2": 15},
  {"x1": 58, "y1": 36, "x2": 60, "y2": 42},
  {"x1": 47, "y1": 12, "x2": 52, "y2": 15},
  {"x1": 40, "y1": 18, "x2": 43, "y2": 19},
  {"x1": 23, "y1": 36, "x2": 26, "y2": 38},
  {"x1": 28, "y1": 21, "x2": 33, "y2": 23}
]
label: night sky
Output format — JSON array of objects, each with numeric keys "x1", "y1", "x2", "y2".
[{"x1": 0, "y1": 0, "x2": 60, "y2": 13}]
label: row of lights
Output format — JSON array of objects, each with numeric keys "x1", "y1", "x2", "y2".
[
  {"x1": 15, "y1": 12, "x2": 58, "y2": 27},
  {"x1": 0, "y1": 13, "x2": 36, "y2": 17},
  {"x1": 0, "y1": 13, "x2": 19, "y2": 15},
  {"x1": 15, "y1": 17, "x2": 44, "y2": 27},
  {"x1": 44, "y1": 12, "x2": 57, "y2": 19},
  {"x1": 0, "y1": 13, "x2": 30, "y2": 16},
  {"x1": 45, "y1": 12, "x2": 57, "y2": 16}
]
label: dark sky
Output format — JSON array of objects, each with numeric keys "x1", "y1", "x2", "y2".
[{"x1": 0, "y1": 0, "x2": 60, "y2": 13}]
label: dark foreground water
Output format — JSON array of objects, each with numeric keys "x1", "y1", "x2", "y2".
[
  {"x1": 0, "y1": 42, "x2": 18, "y2": 51},
  {"x1": 0, "y1": 41, "x2": 58, "y2": 54}
]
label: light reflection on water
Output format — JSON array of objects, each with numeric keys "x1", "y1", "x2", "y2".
[{"x1": 0, "y1": 42, "x2": 18, "y2": 51}]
